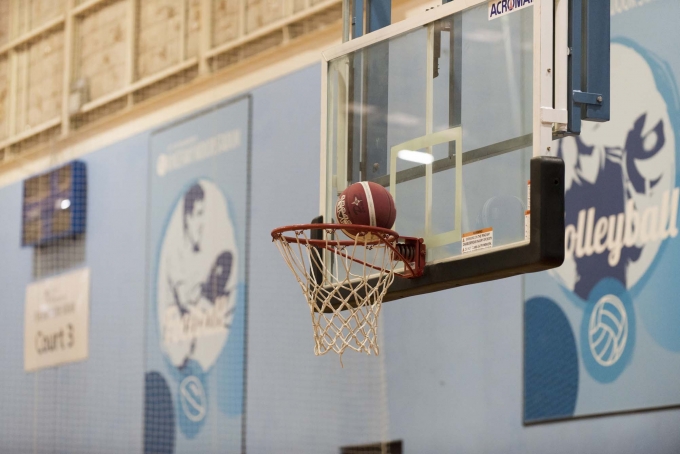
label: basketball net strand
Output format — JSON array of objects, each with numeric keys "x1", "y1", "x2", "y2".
[{"x1": 273, "y1": 228, "x2": 399, "y2": 365}]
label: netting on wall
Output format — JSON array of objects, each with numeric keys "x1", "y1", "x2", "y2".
[
  {"x1": 0, "y1": 2, "x2": 400, "y2": 452},
  {"x1": 8, "y1": 153, "x2": 149, "y2": 454},
  {"x1": 3, "y1": 84, "x2": 398, "y2": 454}
]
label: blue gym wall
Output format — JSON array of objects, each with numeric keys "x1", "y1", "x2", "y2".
[
  {"x1": 1, "y1": 1, "x2": 680, "y2": 452},
  {"x1": 0, "y1": 133, "x2": 149, "y2": 453}
]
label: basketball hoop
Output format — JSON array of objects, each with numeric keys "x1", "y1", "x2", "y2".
[{"x1": 271, "y1": 223, "x2": 424, "y2": 360}]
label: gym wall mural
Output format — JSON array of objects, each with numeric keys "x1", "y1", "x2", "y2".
[
  {"x1": 523, "y1": 0, "x2": 680, "y2": 423},
  {"x1": 144, "y1": 97, "x2": 250, "y2": 452}
]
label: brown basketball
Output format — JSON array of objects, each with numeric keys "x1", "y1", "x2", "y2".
[{"x1": 335, "y1": 182, "x2": 397, "y2": 239}]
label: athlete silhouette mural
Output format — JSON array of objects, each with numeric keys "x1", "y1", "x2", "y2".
[{"x1": 159, "y1": 180, "x2": 238, "y2": 373}]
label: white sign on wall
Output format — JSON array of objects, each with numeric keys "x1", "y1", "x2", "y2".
[{"x1": 24, "y1": 268, "x2": 90, "y2": 372}]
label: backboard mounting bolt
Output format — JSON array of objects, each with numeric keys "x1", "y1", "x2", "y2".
[
  {"x1": 597, "y1": 96, "x2": 603, "y2": 103},
  {"x1": 373, "y1": 163, "x2": 380, "y2": 172},
  {"x1": 547, "y1": 68, "x2": 551, "y2": 73},
  {"x1": 547, "y1": 146, "x2": 551, "y2": 151}
]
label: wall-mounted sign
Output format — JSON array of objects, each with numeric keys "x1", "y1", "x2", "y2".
[
  {"x1": 144, "y1": 96, "x2": 249, "y2": 452},
  {"x1": 24, "y1": 268, "x2": 90, "y2": 372}
]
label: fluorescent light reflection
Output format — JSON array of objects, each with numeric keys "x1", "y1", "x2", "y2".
[{"x1": 397, "y1": 149, "x2": 434, "y2": 165}]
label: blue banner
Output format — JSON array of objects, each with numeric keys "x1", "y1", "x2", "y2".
[
  {"x1": 144, "y1": 97, "x2": 249, "y2": 451},
  {"x1": 524, "y1": 0, "x2": 680, "y2": 423}
]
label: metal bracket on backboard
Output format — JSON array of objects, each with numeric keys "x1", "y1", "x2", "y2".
[
  {"x1": 573, "y1": 90, "x2": 603, "y2": 106},
  {"x1": 567, "y1": 0, "x2": 611, "y2": 134},
  {"x1": 343, "y1": 0, "x2": 391, "y2": 41},
  {"x1": 541, "y1": 107, "x2": 568, "y2": 125},
  {"x1": 379, "y1": 155, "x2": 565, "y2": 303},
  {"x1": 393, "y1": 237, "x2": 426, "y2": 279}
]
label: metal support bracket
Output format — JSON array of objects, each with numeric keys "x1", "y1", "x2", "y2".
[
  {"x1": 573, "y1": 90, "x2": 603, "y2": 106},
  {"x1": 394, "y1": 237, "x2": 426, "y2": 279},
  {"x1": 541, "y1": 107, "x2": 568, "y2": 125},
  {"x1": 567, "y1": 0, "x2": 611, "y2": 134}
]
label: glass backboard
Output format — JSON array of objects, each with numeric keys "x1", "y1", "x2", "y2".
[
  {"x1": 325, "y1": 2, "x2": 533, "y2": 264},
  {"x1": 319, "y1": 0, "x2": 594, "y2": 298}
]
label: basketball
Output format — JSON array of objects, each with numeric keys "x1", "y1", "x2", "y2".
[{"x1": 335, "y1": 182, "x2": 397, "y2": 239}]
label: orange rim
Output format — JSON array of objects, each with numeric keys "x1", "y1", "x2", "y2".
[{"x1": 271, "y1": 223, "x2": 399, "y2": 247}]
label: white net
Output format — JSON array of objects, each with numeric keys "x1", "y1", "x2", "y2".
[{"x1": 272, "y1": 225, "x2": 402, "y2": 359}]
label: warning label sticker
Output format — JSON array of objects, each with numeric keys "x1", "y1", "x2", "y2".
[
  {"x1": 525, "y1": 210, "x2": 531, "y2": 240},
  {"x1": 527, "y1": 180, "x2": 531, "y2": 210},
  {"x1": 462, "y1": 228, "x2": 494, "y2": 254},
  {"x1": 525, "y1": 180, "x2": 531, "y2": 240}
]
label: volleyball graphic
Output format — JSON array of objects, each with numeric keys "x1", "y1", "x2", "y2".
[
  {"x1": 552, "y1": 43, "x2": 676, "y2": 300},
  {"x1": 588, "y1": 294, "x2": 628, "y2": 367},
  {"x1": 549, "y1": 41, "x2": 680, "y2": 381}
]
